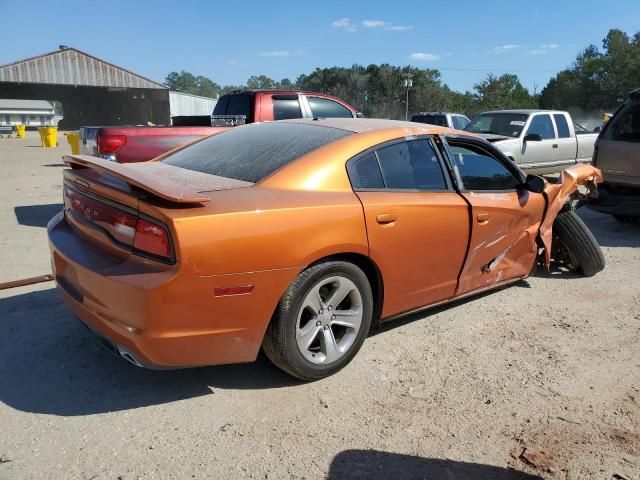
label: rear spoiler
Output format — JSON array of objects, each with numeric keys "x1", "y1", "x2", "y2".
[{"x1": 63, "y1": 155, "x2": 210, "y2": 204}]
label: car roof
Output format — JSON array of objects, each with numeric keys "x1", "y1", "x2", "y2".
[
  {"x1": 478, "y1": 109, "x2": 565, "y2": 115},
  {"x1": 280, "y1": 117, "x2": 460, "y2": 135},
  {"x1": 411, "y1": 112, "x2": 466, "y2": 116}
]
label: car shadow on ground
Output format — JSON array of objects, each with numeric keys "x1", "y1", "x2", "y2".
[
  {"x1": 0, "y1": 287, "x2": 301, "y2": 417},
  {"x1": 42, "y1": 163, "x2": 67, "y2": 167},
  {"x1": 328, "y1": 450, "x2": 542, "y2": 480},
  {"x1": 14, "y1": 204, "x2": 63, "y2": 228},
  {"x1": 578, "y1": 208, "x2": 639, "y2": 248}
]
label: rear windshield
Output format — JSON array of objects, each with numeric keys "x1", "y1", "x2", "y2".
[
  {"x1": 465, "y1": 113, "x2": 529, "y2": 137},
  {"x1": 411, "y1": 114, "x2": 447, "y2": 127},
  {"x1": 213, "y1": 94, "x2": 253, "y2": 122},
  {"x1": 162, "y1": 122, "x2": 352, "y2": 183}
]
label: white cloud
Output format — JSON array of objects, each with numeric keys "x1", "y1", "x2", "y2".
[
  {"x1": 540, "y1": 43, "x2": 559, "y2": 49},
  {"x1": 361, "y1": 19, "x2": 413, "y2": 31},
  {"x1": 384, "y1": 25, "x2": 413, "y2": 31},
  {"x1": 528, "y1": 49, "x2": 546, "y2": 55},
  {"x1": 332, "y1": 17, "x2": 356, "y2": 32},
  {"x1": 258, "y1": 50, "x2": 289, "y2": 57},
  {"x1": 362, "y1": 19, "x2": 386, "y2": 28},
  {"x1": 409, "y1": 52, "x2": 441, "y2": 62},
  {"x1": 494, "y1": 44, "x2": 521, "y2": 53}
]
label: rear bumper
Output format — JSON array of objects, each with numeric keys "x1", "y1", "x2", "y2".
[
  {"x1": 48, "y1": 212, "x2": 298, "y2": 368},
  {"x1": 587, "y1": 185, "x2": 640, "y2": 217}
]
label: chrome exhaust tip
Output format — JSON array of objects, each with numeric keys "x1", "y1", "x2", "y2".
[{"x1": 116, "y1": 346, "x2": 143, "y2": 368}]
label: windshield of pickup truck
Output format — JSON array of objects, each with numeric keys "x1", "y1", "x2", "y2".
[
  {"x1": 465, "y1": 113, "x2": 529, "y2": 137},
  {"x1": 162, "y1": 122, "x2": 352, "y2": 183}
]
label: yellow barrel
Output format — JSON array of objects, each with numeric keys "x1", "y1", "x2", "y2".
[
  {"x1": 38, "y1": 126, "x2": 58, "y2": 148},
  {"x1": 65, "y1": 131, "x2": 80, "y2": 154},
  {"x1": 15, "y1": 124, "x2": 26, "y2": 138}
]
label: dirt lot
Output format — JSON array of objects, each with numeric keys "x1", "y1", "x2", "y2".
[{"x1": 0, "y1": 132, "x2": 639, "y2": 480}]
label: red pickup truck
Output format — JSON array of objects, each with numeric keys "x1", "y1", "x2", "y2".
[{"x1": 79, "y1": 90, "x2": 361, "y2": 163}]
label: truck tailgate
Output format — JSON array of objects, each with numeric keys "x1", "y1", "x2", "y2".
[{"x1": 79, "y1": 126, "x2": 228, "y2": 163}]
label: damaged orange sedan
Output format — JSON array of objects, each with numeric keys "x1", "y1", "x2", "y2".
[{"x1": 48, "y1": 119, "x2": 604, "y2": 380}]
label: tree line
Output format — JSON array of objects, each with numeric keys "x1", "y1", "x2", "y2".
[{"x1": 165, "y1": 28, "x2": 639, "y2": 119}]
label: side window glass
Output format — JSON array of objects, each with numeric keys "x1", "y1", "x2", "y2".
[
  {"x1": 376, "y1": 140, "x2": 447, "y2": 190},
  {"x1": 347, "y1": 152, "x2": 384, "y2": 189},
  {"x1": 452, "y1": 115, "x2": 470, "y2": 130},
  {"x1": 610, "y1": 105, "x2": 640, "y2": 142},
  {"x1": 448, "y1": 143, "x2": 520, "y2": 191},
  {"x1": 527, "y1": 114, "x2": 555, "y2": 140},
  {"x1": 273, "y1": 98, "x2": 302, "y2": 120},
  {"x1": 553, "y1": 114, "x2": 571, "y2": 138},
  {"x1": 308, "y1": 97, "x2": 353, "y2": 118}
]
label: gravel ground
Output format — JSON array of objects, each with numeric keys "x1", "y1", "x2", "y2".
[{"x1": 0, "y1": 132, "x2": 639, "y2": 480}]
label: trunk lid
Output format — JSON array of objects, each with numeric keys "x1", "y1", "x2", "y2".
[{"x1": 61, "y1": 154, "x2": 253, "y2": 262}]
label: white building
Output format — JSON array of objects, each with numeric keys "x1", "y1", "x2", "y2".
[
  {"x1": 169, "y1": 91, "x2": 217, "y2": 119},
  {"x1": 0, "y1": 99, "x2": 57, "y2": 126}
]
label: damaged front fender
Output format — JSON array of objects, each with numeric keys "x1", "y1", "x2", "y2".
[{"x1": 539, "y1": 164, "x2": 603, "y2": 267}]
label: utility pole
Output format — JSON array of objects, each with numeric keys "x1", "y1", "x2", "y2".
[{"x1": 402, "y1": 67, "x2": 413, "y2": 121}]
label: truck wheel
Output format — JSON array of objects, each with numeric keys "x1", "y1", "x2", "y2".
[
  {"x1": 552, "y1": 210, "x2": 605, "y2": 277},
  {"x1": 262, "y1": 261, "x2": 373, "y2": 381}
]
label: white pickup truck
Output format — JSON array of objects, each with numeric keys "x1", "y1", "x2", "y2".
[{"x1": 464, "y1": 109, "x2": 599, "y2": 174}]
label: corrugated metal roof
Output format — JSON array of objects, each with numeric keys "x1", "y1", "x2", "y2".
[
  {"x1": 0, "y1": 47, "x2": 166, "y2": 89},
  {"x1": 0, "y1": 99, "x2": 54, "y2": 110}
]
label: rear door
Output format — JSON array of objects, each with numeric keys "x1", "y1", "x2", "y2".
[
  {"x1": 348, "y1": 137, "x2": 469, "y2": 318},
  {"x1": 551, "y1": 113, "x2": 578, "y2": 166},
  {"x1": 304, "y1": 96, "x2": 355, "y2": 118},
  {"x1": 444, "y1": 137, "x2": 545, "y2": 295}
]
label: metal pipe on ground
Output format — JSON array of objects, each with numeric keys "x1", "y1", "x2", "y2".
[{"x1": 0, "y1": 274, "x2": 54, "y2": 291}]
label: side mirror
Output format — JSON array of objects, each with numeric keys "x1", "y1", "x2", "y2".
[
  {"x1": 522, "y1": 174, "x2": 546, "y2": 193},
  {"x1": 523, "y1": 133, "x2": 542, "y2": 142},
  {"x1": 355, "y1": 112, "x2": 364, "y2": 118},
  {"x1": 593, "y1": 126, "x2": 601, "y2": 133}
]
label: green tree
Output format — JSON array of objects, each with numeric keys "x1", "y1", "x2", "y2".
[
  {"x1": 540, "y1": 28, "x2": 640, "y2": 111},
  {"x1": 165, "y1": 71, "x2": 220, "y2": 98},
  {"x1": 472, "y1": 74, "x2": 537, "y2": 113},
  {"x1": 246, "y1": 75, "x2": 276, "y2": 89}
]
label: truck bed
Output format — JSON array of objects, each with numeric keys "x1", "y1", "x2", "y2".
[{"x1": 79, "y1": 125, "x2": 228, "y2": 163}]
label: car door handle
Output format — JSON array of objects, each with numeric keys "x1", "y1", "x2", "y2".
[
  {"x1": 477, "y1": 213, "x2": 490, "y2": 223},
  {"x1": 552, "y1": 144, "x2": 558, "y2": 148},
  {"x1": 376, "y1": 213, "x2": 398, "y2": 225}
]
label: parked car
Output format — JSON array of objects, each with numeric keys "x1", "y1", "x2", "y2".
[
  {"x1": 78, "y1": 90, "x2": 361, "y2": 163},
  {"x1": 411, "y1": 111, "x2": 470, "y2": 129},
  {"x1": 587, "y1": 89, "x2": 640, "y2": 221},
  {"x1": 464, "y1": 110, "x2": 599, "y2": 174},
  {"x1": 49, "y1": 119, "x2": 604, "y2": 380}
]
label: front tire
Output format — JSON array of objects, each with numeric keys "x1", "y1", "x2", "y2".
[
  {"x1": 262, "y1": 261, "x2": 373, "y2": 381},
  {"x1": 552, "y1": 210, "x2": 605, "y2": 277}
]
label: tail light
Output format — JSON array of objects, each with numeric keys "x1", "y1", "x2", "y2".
[
  {"x1": 134, "y1": 218, "x2": 172, "y2": 259},
  {"x1": 97, "y1": 134, "x2": 127, "y2": 158},
  {"x1": 64, "y1": 185, "x2": 174, "y2": 263}
]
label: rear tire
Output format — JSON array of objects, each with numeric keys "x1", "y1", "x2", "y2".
[
  {"x1": 552, "y1": 210, "x2": 605, "y2": 277},
  {"x1": 262, "y1": 261, "x2": 373, "y2": 381}
]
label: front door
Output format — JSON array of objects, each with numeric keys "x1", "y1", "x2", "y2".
[
  {"x1": 520, "y1": 113, "x2": 558, "y2": 170},
  {"x1": 347, "y1": 138, "x2": 470, "y2": 318},
  {"x1": 445, "y1": 138, "x2": 546, "y2": 295}
]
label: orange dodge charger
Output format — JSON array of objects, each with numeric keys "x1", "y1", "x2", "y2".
[{"x1": 48, "y1": 118, "x2": 604, "y2": 380}]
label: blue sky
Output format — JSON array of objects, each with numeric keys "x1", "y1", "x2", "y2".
[{"x1": 1, "y1": 0, "x2": 639, "y2": 93}]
